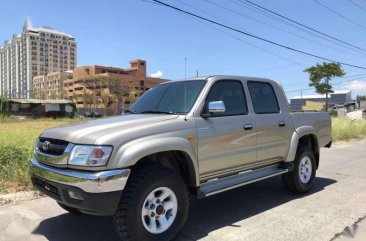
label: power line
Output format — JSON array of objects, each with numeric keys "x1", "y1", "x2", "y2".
[
  {"x1": 175, "y1": 0, "x2": 306, "y2": 67},
  {"x1": 283, "y1": 73, "x2": 366, "y2": 87},
  {"x1": 150, "y1": 0, "x2": 366, "y2": 70},
  {"x1": 348, "y1": 0, "x2": 366, "y2": 12},
  {"x1": 239, "y1": 0, "x2": 366, "y2": 54},
  {"x1": 235, "y1": 0, "x2": 366, "y2": 56},
  {"x1": 312, "y1": 0, "x2": 366, "y2": 30},
  {"x1": 197, "y1": 17, "x2": 306, "y2": 67},
  {"x1": 202, "y1": 0, "x2": 363, "y2": 57},
  {"x1": 285, "y1": 76, "x2": 366, "y2": 94}
]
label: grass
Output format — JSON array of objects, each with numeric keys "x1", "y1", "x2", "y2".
[
  {"x1": 0, "y1": 117, "x2": 87, "y2": 193},
  {"x1": 0, "y1": 116, "x2": 365, "y2": 194},
  {"x1": 332, "y1": 117, "x2": 366, "y2": 142}
]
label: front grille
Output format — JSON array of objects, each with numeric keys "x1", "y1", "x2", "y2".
[
  {"x1": 38, "y1": 138, "x2": 69, "y2": 156},
  {"x1": 33, "y1": 177, "x2": 60, "y2": 197}
]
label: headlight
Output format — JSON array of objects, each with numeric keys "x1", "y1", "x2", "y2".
[{"x1": 68, "y1": 145, "x2": 112, "y2": 167}]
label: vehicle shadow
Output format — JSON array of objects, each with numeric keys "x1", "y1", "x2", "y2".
[{"x1": 32, "y1": 176, "x2": 336, "y2": 241}]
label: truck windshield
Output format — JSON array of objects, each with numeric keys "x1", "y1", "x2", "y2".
[{"x1": 129, "y1": 80, "x2": 206, "y2": 114}]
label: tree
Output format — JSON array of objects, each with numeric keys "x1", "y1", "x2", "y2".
[
  {"x1": 81, "y1": 76, "x2": 130, "y2": 116},
  {"x1": 304, "y1": 62, "x2": 345, "y2": 111},
  {"x1": 40, "y1": 89, "x2": 48, "y2": 100},
  {"x1": 356, "y1": 95, "x2": 366, "y2": 103},
  {"x1": 82, "y1": 87, "x2": 92, "y2": 114},
  {"x1": 100, "y1": 88, "x2": 114, "y2": 116},
  {"x1": 128, "y1": 87, "x2": 143, "y2": 105},
  {"x1": 62, "y1": 88, "x2": 69, "y2": 100}
]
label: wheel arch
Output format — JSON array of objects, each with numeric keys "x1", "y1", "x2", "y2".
[
  {"x1": 116, "y1": 137, "x2": 199, "y2": 188},
  {"x1": 286, "y1": 127, "x2": 320, "y2": 168}
]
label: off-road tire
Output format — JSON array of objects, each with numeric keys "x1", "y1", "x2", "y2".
[
  {"x1": 282, "y1": 145, "x2": 316, "y2": 194},
  {"x1": 57, "y1": 202, "x2": 82, "y2": 214},
  {"x1": 113, "y1": 166, "x2": 189, "y2": 241}
]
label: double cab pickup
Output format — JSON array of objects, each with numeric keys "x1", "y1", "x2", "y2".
[{"x1": 30, "y1": 76, "x2": 332, "y2": 241}]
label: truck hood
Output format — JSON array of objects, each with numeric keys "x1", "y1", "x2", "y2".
[{"x1": 40, "y1": 114, "x2": 179, "y2": 144}]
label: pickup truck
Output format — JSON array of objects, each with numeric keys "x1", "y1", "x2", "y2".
[{"x1": 30, "y1": 75, "x2": 332, "y2": 241}]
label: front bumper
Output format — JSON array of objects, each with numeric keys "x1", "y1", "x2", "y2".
[{"x1": 30, "y1": 159, "x2": 130, "y2": 216}]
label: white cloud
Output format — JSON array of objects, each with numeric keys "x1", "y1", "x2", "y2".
[
  {"x1": 149, "y1": 70, "x2": 163, "y2": 78},
  {"x1": 341, "y1": 80, "x2": 366, "y2": 97}
]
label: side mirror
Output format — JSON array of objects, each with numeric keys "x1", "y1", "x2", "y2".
[
  {"x1": 202, "y1": 101, "x2": 226, "y2": 118},
  {"x1": 208, "y1": 101, "x2": 226, "y2": 113}
]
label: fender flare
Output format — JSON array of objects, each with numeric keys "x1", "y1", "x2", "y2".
[
  {"x1": 115, "y1": 137, "x2": 199, "y2": 186},
  {"x1": 285, "y1": 126, "x2": 318, "y2": 162}
]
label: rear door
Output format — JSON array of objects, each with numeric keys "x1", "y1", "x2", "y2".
[{"x1": 247, "y1": 81, "x2": 293, "y2": 164}]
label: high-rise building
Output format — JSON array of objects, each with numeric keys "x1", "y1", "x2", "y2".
[{"x1": 0, "y1": 18, "x2": 77, "y2": 98}]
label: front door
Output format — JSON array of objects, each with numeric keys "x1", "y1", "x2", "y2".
[{"x1": 196, "y1": 80, "x2": 256, "y2": 179}]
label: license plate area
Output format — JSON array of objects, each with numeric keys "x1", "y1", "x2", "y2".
[{"x1": 33, "y1": 177, "x2": 60, "y2": 197}]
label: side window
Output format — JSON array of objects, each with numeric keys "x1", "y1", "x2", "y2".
[
  {"x1": 206, "y1": 80, "x2": 248, "y2": 116},
  {"x1": 248, "y1": 81, "x2": 280, "y2": 114}
]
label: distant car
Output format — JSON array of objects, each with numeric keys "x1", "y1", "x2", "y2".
[
  {"x1": 91, "y1": 111, "x2": 102, "y2": 118},
  {"x1": 332, "y1": 104, "x2": 345, "y2": 109},
  {"x1": 84, "y1": 111, "x2": 102, "y2": 118}
]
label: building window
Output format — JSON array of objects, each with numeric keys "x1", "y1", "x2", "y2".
[{"x1": 140, "y1": 80, "x2": 144, "y2": 86}]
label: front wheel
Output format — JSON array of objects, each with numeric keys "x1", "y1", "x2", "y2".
[
  {"x1": 113, "y1": 166, "x2": 189, "y2": 241},
  {"x1": 282, "y1": 145, "x2": 316, "y2": 194}
]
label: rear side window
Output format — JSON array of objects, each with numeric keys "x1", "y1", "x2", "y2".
[
  {"x1": 206, "y1": 80, "x2": 248, "y2": 116},
  {"x1": 248, "y1": 81, "x2": 280, "y2": 114}
]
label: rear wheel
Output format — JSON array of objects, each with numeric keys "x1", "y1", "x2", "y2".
[
  {"x1": 282, "y1": 145, "x2": 316, "y2": 194},
  {"x1": 113, "y1": 166, "x2": 189, "y2": 241}
]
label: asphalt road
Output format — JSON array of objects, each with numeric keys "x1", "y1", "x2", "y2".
[{"x1": 1, "y1": 140, "x2": 366, "y2": 241}]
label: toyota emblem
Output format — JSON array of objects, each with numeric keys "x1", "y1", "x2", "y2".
[{"x1": 43, "y1": 141, "x2": 51, "y2": 151}]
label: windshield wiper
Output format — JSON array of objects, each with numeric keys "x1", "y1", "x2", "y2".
[{"x1": 138, "y1": 110, "x2": 177, "y2": 114}]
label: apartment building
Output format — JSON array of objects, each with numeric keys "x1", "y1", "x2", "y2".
[
  {"x1": 33, "y1": 71, "x2": 73, "y2": 99},
  {"x1": 0, "y1": 18, "x2": 77, "y2": 98},
  {"x1": 63, "y1": 59, "x2": 167, "y2": 110}
]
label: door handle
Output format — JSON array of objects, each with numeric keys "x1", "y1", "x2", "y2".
[
  {"x1": 278, "y1": 121, "x2": 286, "y2": 127},
  {"x1": 244, "y1": 124, "x2": 253, "y2": 130}
]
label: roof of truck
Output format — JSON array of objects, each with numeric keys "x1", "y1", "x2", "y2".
[{"x1": 160, "y1": 75, "x2": 277, "y2": 84}]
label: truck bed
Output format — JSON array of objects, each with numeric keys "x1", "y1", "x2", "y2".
[{"x1": 291, "y1": 112, "x2": 332, "y2": 148}]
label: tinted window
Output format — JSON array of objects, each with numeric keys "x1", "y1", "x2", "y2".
[
  {"x1": 130, "y1": 80, "x2": 206, "y2": 114},
  {"x1": 248, "y1": 82, "x2": 280, "y2": 114},
  {"x1": 206, "y1": 80, "x2": 247, "y2": 116}
]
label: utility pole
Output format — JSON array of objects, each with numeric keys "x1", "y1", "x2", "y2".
[
  {"x1": 325, "y1": 78, "x2": 329, "y2": 112},
  {"x1": 184, "y1": 57, "x2": 187, "y2": 80}
]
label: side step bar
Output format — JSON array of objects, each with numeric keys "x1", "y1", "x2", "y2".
[{"x1": 198, "y1": 164, "x2": 289, "y2": 198}]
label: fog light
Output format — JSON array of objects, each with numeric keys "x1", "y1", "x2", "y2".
[{"x1": 68, "y1": 190, "x2": 84, "y2": 200}]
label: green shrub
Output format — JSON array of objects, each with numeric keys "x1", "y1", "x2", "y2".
[
  {"x1": 0, "y1": 98, "x2": 10, "y2": 116},
  {"x1": 0, "y1": 145, "x2": 32, "y2": 191},
  {"x1": 332, "y1": 117, "x2": 366, "y2": 141}
]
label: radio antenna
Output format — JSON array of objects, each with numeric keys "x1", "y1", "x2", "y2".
[{"x1": 184, "y1": 57, "x2": 187, "y2": 121}]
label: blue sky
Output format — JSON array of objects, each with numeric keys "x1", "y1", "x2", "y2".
[{"x1": 2, "y1": 0, "x2": 366, "y2": 98}]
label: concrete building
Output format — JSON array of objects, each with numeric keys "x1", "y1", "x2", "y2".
[
  {"x1": 290, "y1": 90, "x2": 352, "y2": 111},
  {"x1": 0, "y1": 18, "x2": 77, "y2": 98},
  {"x1": 63, "y1": 59, "x2": 167, "y2": 112},
  {"x1": 33, "y1": 71, "x2": 73, "y2": 99}
]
